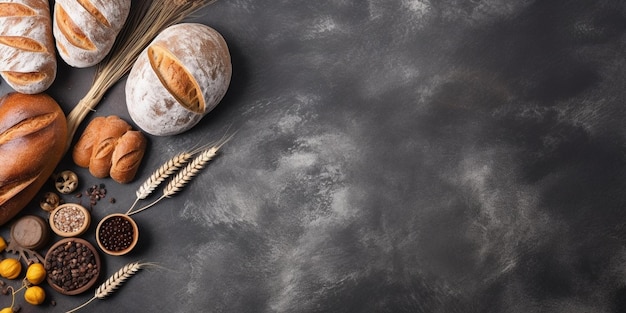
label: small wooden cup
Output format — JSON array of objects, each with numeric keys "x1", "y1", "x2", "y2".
[
  {"x1": 49, "y1": 203, "x2": 91, "y2": 237},
  {"x1": 96, "y1": 214, "x2": 139, "y2": 256}
]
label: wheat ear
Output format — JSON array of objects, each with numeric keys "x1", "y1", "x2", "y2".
[
  {"x1": 135, "y1": 152, "x2": 194, "y2": 200},
  {"x1": 65, "y1": 262, "x2": 154, "y2": 313},
  {"x1": 127, "y1": 132, "x2": 235, "y2": 216},
  {"x1": 125, "y1": 139, "x2": 227, "y2": 215},
  {"x1": 125, "y1": 152, "x2": 194, "y2": 214}
]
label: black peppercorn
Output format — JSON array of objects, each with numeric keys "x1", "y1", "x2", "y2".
[
  {"x1": 45, "y1": 239, "x2": 99, "y2": 294},
  {"x1": 98, "y1": 216, "x2": 135, "y2": 252}
]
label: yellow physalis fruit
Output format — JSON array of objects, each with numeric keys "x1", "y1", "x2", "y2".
[
  {"x1": 0, "y1": 308, "x2": 12, "y2": 313},
  {"x1": 0, "y1": 258, "x2": 21, "y2": 279},
  {"x1": 26, "y1": 263, "x2": 46, "y2": 285},
  {"x1": 0, "y1": 236, "x2": 6, "y2": 252},
  {"x1": 24, "y1": 285, "x2": 45, "y2": 305}
]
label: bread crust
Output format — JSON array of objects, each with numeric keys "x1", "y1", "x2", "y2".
[
  {"x1": 110, "y1": 131, "x2": 147, "y2": 184},
  {"x1": 0, "y1": 92, "x2": 67, "y2": 225},
  {"x1": 53, "y1": 0, "x2": 131, "y2": 67},
  {"x1": 87, "y1": 116, "x2": 131, "y2": 178},
  {"x1": 72, "y1": 115, "x2": 105, "y2": 167},
  {"x1": 126, "y1": 23, "x2": 232, "y2": 136},
  {"x1": 73, "y1": 115, "x2": 147, "y2": 183},
  {"x1": 0, "y1": 0, "x2": 57, "y2": 94}
]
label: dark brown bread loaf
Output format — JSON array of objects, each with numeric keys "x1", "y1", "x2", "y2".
[{"x1": 0, "y1": 92, "x2": 67, "y2": 225}]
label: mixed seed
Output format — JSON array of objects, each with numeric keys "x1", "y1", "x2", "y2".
[{"x1": 52, "y1": 206, "x2": 86, "y2": 234}]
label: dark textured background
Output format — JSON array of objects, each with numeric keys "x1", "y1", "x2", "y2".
[{"x1": 1, "y1": 0, "x2": 626, "y2": 312}]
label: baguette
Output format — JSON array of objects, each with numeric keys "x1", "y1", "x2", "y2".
[
  {"x1": 0, "y1": 92, "x2": 67, "y2": 226},
  {"x1": 53, "y1": 0, "x2": 131, "y2": 68},
  {"x1": 0, "y1": 0, "x2": 57, "y2": 94}
]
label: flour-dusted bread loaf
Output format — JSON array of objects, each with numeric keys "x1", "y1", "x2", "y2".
[
  {"x1": 126, "y1": 23, "x2": 232, "y2": 136},
  {"x1": 53, "y1": 0, "x2": 131, "y2": 68},
  {"x1": 73, "y1": 115, "x2": 147, "y2": 183},
  {"x1": 0, "y1": 0, "x2": 57, "y2": 94},
  {"x1": 0, "y1": 93, "x2": 67, "y2": 226}
]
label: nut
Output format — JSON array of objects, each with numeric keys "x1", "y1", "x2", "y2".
[
  {"x1": 54, "y1": 171, "x2": 78, "y2": 194},
  {"x1": 39, "y1": 192, "x2": 60, "y2": 212}
]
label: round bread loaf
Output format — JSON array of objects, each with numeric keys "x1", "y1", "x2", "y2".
[
  {"x1": 125, "y1": 23, "x2": 232, "y2": 136},
  {"x1": 0, "y1": 92, "x2": 67, "y2": 226}
]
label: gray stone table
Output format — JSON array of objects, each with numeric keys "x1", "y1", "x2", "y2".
[{"x1": 1, "y1": 0, "x2": 625, "y2": 312}]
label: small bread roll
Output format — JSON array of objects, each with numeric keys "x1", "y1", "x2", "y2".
[
  {"x1": 110, "y1": 131, "x2": 147, "y2": 184},
  {"x1": 73, "y1": 115, "x2": 147, "y2": 183},
  {"x1": 72, "y1": 116, "x2": 105, "y2": 167},
  {"x1": 53, "y1": 0, "x2": 131, "y2": 67},
  {"x1": 88, "y1": 116, "x2": 131, "y2": 178},
  {"x1": 0, "y1": 0, "x2": 57, "y2": 94},
  {"x1": 126, "y1": 23, "x2": 232, "y2": 136}
]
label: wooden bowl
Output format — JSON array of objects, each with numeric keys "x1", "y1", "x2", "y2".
[
  {"x1": 96, "y1": 214, "x2": 139, "y2": 256},
  {"x1": 44, "y1": 238, "x2": 101, "y2": 295},
  {"x1": 49, "y1": 203, "x2": 91, "y2": 237},
  {"x1": 10, "y1": 215, "x2": 49, "y2": 250}
]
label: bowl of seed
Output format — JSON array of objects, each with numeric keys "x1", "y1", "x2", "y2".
[
  {"x1": 45, "y1": 238, "x2": 101, "y2": 295},
  {"x1": 49, "y1": 203, "x2": 91, "y2": 238},
  {"x1": 96, "y1": 213, "x2": 139, "y2": 256}
]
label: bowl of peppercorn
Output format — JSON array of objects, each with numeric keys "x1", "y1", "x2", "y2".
[
  {"x1": 96, "y1": 213, "x2": 139, "y2": 256},
  {"x1": 45, "y1": 238, "x2": 101, "y2": 295}
]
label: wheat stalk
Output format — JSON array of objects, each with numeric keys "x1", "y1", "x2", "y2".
[
  {"x1": 125, "y1": 139, "x2": 227, "y2": 215},
  {"x1": 125, "y1": 151, "x2": 194, "y2": 214},
  {"x1": 65, "y1": 262, "x2": 155, "y2": 313},
  {"x1": 65, "y1": 0, "x2": 218, "y2": 152},
  {"x1": 135, "y1": 152, "x2": 193, "y2": 200},
  {"x1": 127, "y1": 132, "x2": 235, "y2": 216},
  {"x1": 164, "y1": 148, "x2": 217, "y2": 198}
]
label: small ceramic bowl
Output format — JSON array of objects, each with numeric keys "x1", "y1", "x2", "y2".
[
  {"x1": 49, "y1": 203, "x2": 91, "y2": 237},
  {"x1": 96, "y1": 214, "x2": 139, "y2": 256},
  {"x1": 45, "y1": 238, "x2": 101, "y2": 295}
]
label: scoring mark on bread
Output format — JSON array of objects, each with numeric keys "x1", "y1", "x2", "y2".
[
  {"x1": 55, "y1": 4, "x2": 96, "y2": 51},
  {"x1": 0, "y1": 3, "x2": 36, "y2": 17},
  {"x1": 92, "y1": 138, "x2": 118, "y2": 160},
  {"x1": 89, "y1": 138, "x2": 118, "y2": 178},
  {"x1": 114, "y1": 151, "x2": 143, "y2": 171},
  {"x1": 2, "y1": 72, "x2": 47, "y2": 86},
  {"x1": 77, "y1": 0, "x2": 111, "y2": 28},
  {"x1": 0, "y1": 36, "x2": 47, "y2": 52},
  {"x1": 148, "y1": 45, "x2": 206, "y2": 114},
  {"x1": 0, "y1": 175, "x2": 39, "y2": 206},
  {"x1": 0, "y1": 112, "x2": 58, "y2": 145}
]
